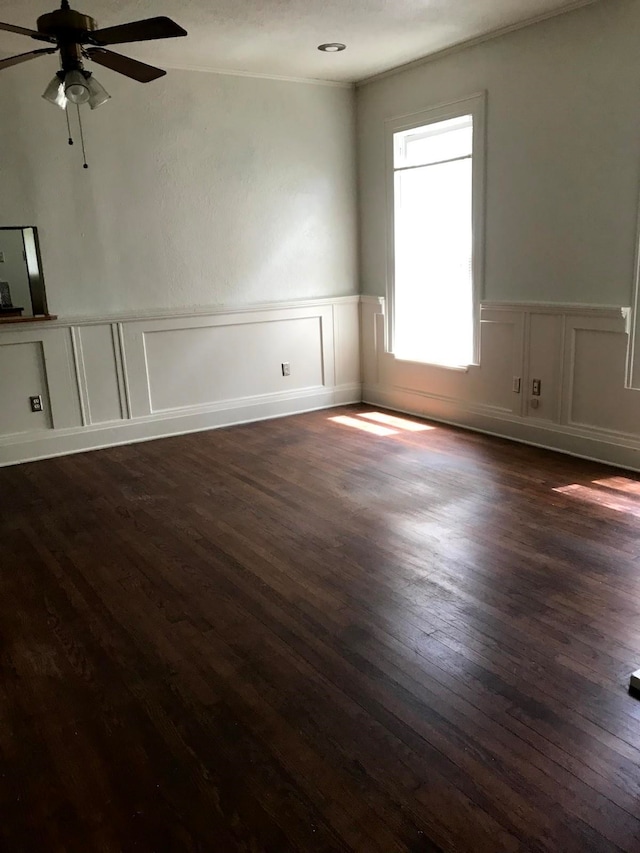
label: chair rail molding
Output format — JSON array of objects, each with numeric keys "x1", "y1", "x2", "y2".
[
  {"x1": 0, "y1": 296, "x2": 361, "y2": 467},
  {"x1": 361, "y1": 296, "x2": 640, "y2": 471},
  {"x1": 4, "y1": 293, "x2": 640, "y2": 471}
]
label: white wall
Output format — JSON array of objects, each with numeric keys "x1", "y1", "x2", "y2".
[
  {"x1": 357, "y1": 0, "x2": 640, "y2": 470},
  {"x1": 358, "y1": 0, "x2": 640, "y2": 306},
  {"x1": 0, "y1": 64, "x2": 357, "y2": 317},
  {"x1": 0, "y1": 297, "x2": 361, "y2": 466},
  {"x1": 0, "y1": 63, "x2": 361, "y2": 463}
]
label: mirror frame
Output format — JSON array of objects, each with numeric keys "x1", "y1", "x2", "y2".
[{"x1": 0, "y1": 226, "x2": 49, "y2": 317}]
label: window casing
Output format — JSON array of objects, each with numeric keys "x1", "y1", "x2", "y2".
[{"x1": 385, "y1": 93, "x2": 486, "y2": 367}]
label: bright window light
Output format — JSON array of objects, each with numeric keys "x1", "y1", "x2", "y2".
[{"x1": 392, "y1": 112, "x2": 475, "y2": 367}]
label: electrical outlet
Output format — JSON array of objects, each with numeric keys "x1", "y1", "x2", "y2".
[
  {"x1": 532, "y1": 379, "x2": 541, "y2": 396},
  {"x1": 281, "y1": 362, "x2": 290, "y2": 377},
  {"x1": 30, "y1": 395, "x2": 43, "y2": 413},
  {"x1": 512, "y1": 377, "x2": 521, "y2": 393}
]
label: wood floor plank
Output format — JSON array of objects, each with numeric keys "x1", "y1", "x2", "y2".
[{"x1": 2, "y1": 405, "x2": 640, "y2": 851}]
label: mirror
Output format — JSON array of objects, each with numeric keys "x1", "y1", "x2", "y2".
[{"x1": 0, "y1": 227, "x2": 49, "y2": 320}]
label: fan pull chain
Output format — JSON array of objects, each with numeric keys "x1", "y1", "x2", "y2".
[
  {"x1": 76, "y1": 104, "x2": 89, "y2": 169},
  {"x1": 65, "y1": 106, "x2": 74, "y2": 146}
]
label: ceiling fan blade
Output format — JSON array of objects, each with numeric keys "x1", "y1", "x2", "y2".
[
  {"x1": 85, "y1": 48, "x2": 166, "y2": 83},
  {"x1": 0, "y1": 21, "x2": 56, "y2": 43},
  {"x1": 0, "y1": 48, "x2": 57, "y2": 72},
  {"x1": 88, "y1": 17, "x2": 187, "y2": 47}
]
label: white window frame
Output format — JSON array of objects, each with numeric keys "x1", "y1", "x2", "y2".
[{"x1": 384, "y1": 92, "x2": 487, "y2": 367}]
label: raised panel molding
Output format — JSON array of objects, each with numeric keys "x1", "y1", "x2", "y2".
[
  {"x1": 3, "y1": 295, "x2": 639, "y2": 470},
  {"x1": 524, "y1": 312, "x2": 563, "y2": 424},
  {"x1": 0, "y1": 340, "x2": 51, "y2": 435},
  {"x1": 0, "y1": 296, "x2": 360, "y2": 467},
  {"x1": 0, "y1": 326, "x2": 82, "y2": 435},
  {"x1": 142, "y1": 317, "x2": 325, "y2": 414},
  {"x1": 475, "y1": 310, "x2": 523, "y2": 415},
  {"x1": 73, "y1": 323, "x2": 125, "y2": 425},
  {"x1": 362, "y1": 297, "x2": 640, "y2": 471},
  {"x1": 120, "y1": 304, "x2": 335, "y2": 418}
]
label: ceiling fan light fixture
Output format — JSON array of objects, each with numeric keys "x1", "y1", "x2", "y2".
[
  {"x1": 64, "y1": 69, "x2": 90, "y2": 104},
  {"x1": 86, "y1": 73, "x2": 110, "y2": 110},
  {"x1": 42, "y1": 73, "x2": 68, "y2": 109}
]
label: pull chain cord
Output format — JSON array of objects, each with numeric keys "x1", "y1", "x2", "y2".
[
  {"x1": 65, "y1": 106, "x2": 74, "y2": 146},
  {"x1": 76, "y1": 104, "x2": 89, "y2": 169}
]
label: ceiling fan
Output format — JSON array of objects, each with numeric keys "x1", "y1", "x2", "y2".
[{"x1": 0, "y1": 1, "x2": 187, "y2": 111}]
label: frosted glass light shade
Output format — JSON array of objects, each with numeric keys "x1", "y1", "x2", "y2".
[
  {"x1": 64, "y1": 70, "x2": 90, "y2": 104},
  {"x1": 86, "y1": 74, "x2": 110, "y2": 110},
  {"x1": 42, "y1": 75, "x2": 68, "y2": 110}
]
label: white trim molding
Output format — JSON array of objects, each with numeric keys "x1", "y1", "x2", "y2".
[
  {"x1": 5, "y1": 293, "x2": 640, "y2": 472},
  {"x1": 626, "y1": 184, "x2": 640, "y2": 390},
  {"x1": 357, "y1": 0, "x2": 599, "y2": 87},
  {"x1": 361, "y1": 296, "x2": 640, "y2": 471},
  {"x1": 0, "y1": 296, "x2": 361, "y2": 467}
]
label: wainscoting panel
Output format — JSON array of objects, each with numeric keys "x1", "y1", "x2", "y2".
[
  {"x1": 0, "y1": 339, "x2": 51, "y2": 435},
  {"x1": 568, "y1": 322, "x2": 640, "y2": 438},
  {"x1": 362, "y1": 298, "x2": 640, "y2": 470},
  {"x1": 0, "y1": 325, "x2": 82, "y2": 438},
  {"x1": 75, "y1": 323, "x2": 125, "y2": 425},
  {"x1": 5, "y1": 294, "x2": 639, "y2": 470},
  {"x1": 473, "y1": 310, "x2": 523, "y2": 415},
  {"x1": 0, "y1": 296, "x2": 360, "y2": 466},
  {"x1": 370, "y1": 303, "x2": 524, "y2": 418},
  {"x1": 141, "y1": 316, "x2": 324, "y2": 415},
  {"x1": 525, "y1": 312, "x2": 563, "y2": 423},
  {"x1": 360, "y1": 296, "x2": 384, "y2": 389},
  {"x1": 333, "y1": 299, "x2": 361, "y2": 388}
]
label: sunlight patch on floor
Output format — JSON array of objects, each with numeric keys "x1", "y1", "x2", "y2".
[
  {"x1": 357, "y1": 412, "x2": 435, "y2": 432},
  {"x1": 329, "y1": 415, "x2": 398, "y2": 436},
  {"x1": 553, "y1": 483, "x2": 640, "y2": 519},
  {"x1": 592, "y1": 476, "x2": 640, "y2": 496},
  {"x1": 329, "y1": 411, "x2": 434, "y2": 437}
]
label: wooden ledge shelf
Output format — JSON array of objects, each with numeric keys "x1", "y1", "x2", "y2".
[{"x1": 0, "y1": 314, "x2": 57, "y2": 325}]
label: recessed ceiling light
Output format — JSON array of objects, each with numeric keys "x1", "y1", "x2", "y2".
[{"x1": 318, "y1": 43, "x2": 346, "y2": 52}]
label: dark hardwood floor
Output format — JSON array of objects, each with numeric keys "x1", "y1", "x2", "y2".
[{"x1": 2, "y1": 405, "x2": 640, "y2": 852}]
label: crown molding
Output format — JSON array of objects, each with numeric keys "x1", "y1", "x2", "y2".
[
  {"x1": 158, "y1": 62, "x2": 354, "y2": 89},
  {"x1": 356, "y1": 0, "x2": 600, "y2": 87}
]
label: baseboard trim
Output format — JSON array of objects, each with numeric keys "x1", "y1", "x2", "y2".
[
  {"x1": 363, "y1": 384, "x2": 640, "y2": 472},
  {"x1": 0, "y1": 383, "x2": 362, "y2": 467},
  {"x1": 7, "y1": 373, "x2": 640, "y2": 471}
]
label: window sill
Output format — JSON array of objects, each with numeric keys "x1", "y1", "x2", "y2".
[{"x1": 391, "y1": 353, "x2": 473, "y2": 372}]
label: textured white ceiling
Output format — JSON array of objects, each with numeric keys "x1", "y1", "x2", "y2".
[{"x1": 0, "y1": 0, "x2": 597, "y2": 83}]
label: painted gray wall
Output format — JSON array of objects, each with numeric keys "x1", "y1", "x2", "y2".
[
  {"x1": 0, "y1": 66, "x2": 357, "y2": 317},
  {"x1": 357, "y1": 0, "x2": 640, "y2": 305}
]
